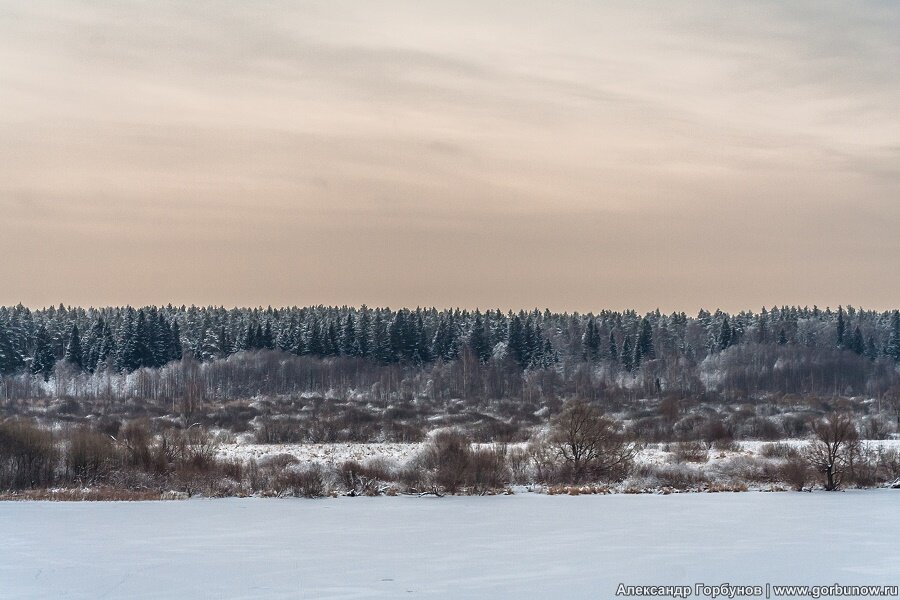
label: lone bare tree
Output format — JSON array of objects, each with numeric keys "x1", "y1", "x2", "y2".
[
  {"x1": 804, "y1": 413, "x2": 858, "y2": 491},
  {"x1": 550, "y1": 399, "x2": 635, "y2": 483}
]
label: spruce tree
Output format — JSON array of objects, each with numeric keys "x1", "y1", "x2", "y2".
[
  {"x1": 431, "y1": 317, "x2": 448, "y2": 360},
  {"x1": 144, "y1": 308, "x2": 161, "y2": 367},
  {"x1": 621, "y1": 335, "x2": 634, "y2": 372},
  {"x1": 169, "y1": 320, "x2": 183, "y2": 362},
  {"x1": 116, "y1": 308, "x2": 136, "y2": 371},
  {"x1": 836, "y1": 306, "x2": 845, "y2": 348},
  {"x1": 849, "y1": 326, "x2": 864, "y2": 355},
  {"x1": 413, "y1": 312, "x2": 430, "y2": 364},
  {"x1": 523, "y1": 316, "x2": 539, "y2": 367},
  {"x1": 634, "y1": 318, "x2": 655, "y2": 365},
  {"x1": 275, "y1": 316, "x2": 295, "y2": 352},
  {"x1": 254, "y1": 324, "x2": 265, "y2": 350},
  {"x1": 217, "y1": 326, "x2": 231, "y2": 358},
  {"x1": 0, "y1": 322, "x2": 24, "y2": 375},
  {"x1": 152, "y1": 313, "x2": 172, "y2": 366},
  {"x1": 718, "y1": 316, "x2": 732, "y2": 350},
  {"x1": 777, "y1": 328, "x2": 788, "y2": 345},
  {"x1": 340, "y1": 314, "x2": 357, "y2": 356},
  {"x1": 306, "y1": 320, "x2": 324, "y2": 357},
  {"x1": 63, "y1": 323, "x2": 84, "y2": 370},
  {"x1": 371, "y1": 311, "x2": 391, "y2": 362},
  {"x1": 83, "y1": 318, "x2": 102, "y2": 372},
  {"x1": 608, "y1": 331, "x2": 618, "y2": 362},
  {"x1": 507, "y1": 315, "x2": 527, "y2": 368},
  {"x1": 242, "y1": 322, "x2": 258, "y2": 351},
  {"x1": 388, "y1": 310, "x2": 417, "y2": 362},
  {"x1": 356, "y1": 309, "x2": 371, "y2": 358},
  {"x1": 262, "y1": 321, "x2": 275, "y2": 350},
  {"x1": 133, "y1": 310, "x2": 153, "y2": 369},
  {"x1": 31, "y1": 324, "x2": 56, "y2": 381},
  {"x1": 388, "y1": 311, "x2": 406, "y2": 362},
  {"x1": 542, "y1": 338, "x2": 557, "y2": 367},
  {"x1": 757, "y1": 309, "x2": 769, "y2": 343},
  {"x1": 234, "y1": 323, "x2": 250, "y2": 352},
  {"x1": 95, "y1": 320, "x2": 116, "y2": 372},
  {"x1": 865, "y1": 336, "x2": 878, "y2": 360},
  {"x1": 444, "y1": 312, "x2": 460, "y2": 361},
  {"x1": 197, "y1": 327, "x2": 222, "y2": 362},
  {"x1": 582, "y1": 318, "x2": 601, "y2": 362},
  {"x1": 886, "y1": 311, "x2": 900, "y2": 362},
  {"x1": 324, "y1": 320, "x2": 339, "y2": 356},
  {"x1": 469, "y1": 314, "x2": 491, "y2": 363}
]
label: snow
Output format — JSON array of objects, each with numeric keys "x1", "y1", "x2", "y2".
[
  {"x1": 215, "y1": 441, "x2": 529, "y2": 466},
  {"x1": 737, "y1": 439, "x2": 900, "y2": 453},
  {"x1": 2, "y1": 491, "x2": 899, "y2": 599},
  {"x1": 216, "y1": 442, "x2": 422, "y2": 466},
  {"x1": 214, "y1": 438, "x2": 900, "y2": 470}
]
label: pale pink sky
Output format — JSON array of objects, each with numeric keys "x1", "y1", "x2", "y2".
[{"x1": 1, "y1": 1, "x2": 898, "y2": 312}]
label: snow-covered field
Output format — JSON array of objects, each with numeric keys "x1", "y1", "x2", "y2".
[
  {"x1": 2, "y1": 491, "x2": 898, "y2": 599},
  {"x1": 215, "y1": 438, "x2": 900, "y2": 469},
  {"x1": 217, "y1": 441, "x2": 423, "y2": 466}
]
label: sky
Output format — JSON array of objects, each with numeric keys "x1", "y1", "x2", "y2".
[{"x1": 0, "y1": 1, "x2": 898, "y2": 314}]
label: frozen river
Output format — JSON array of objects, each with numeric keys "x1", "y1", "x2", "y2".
[{"x1": 2, "y1": 490, "x2": 898, "y2": 599}]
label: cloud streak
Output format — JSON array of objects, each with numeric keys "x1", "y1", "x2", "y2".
[{"x1": 0, "y1": 0, "x2": 897, "y2": 311}]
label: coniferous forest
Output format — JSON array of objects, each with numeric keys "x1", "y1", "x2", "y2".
[{"x1": 1, "y1": 303, "x2": 899, "y2": 405}]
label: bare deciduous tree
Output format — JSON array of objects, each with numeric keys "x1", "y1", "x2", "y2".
[
  {"x1": 804, "y1": 413, "x2": 859, "y2": 491},
  {"x1": 420, "y1": 430, "x2": 472, "y2": 493},
  {"x1": 550, "y1": 399, "x2": 635, "y2": 483}
]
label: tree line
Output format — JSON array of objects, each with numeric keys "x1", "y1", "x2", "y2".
[{"x1": 1, "y1": 303, "x2": 899, "y2": 400}]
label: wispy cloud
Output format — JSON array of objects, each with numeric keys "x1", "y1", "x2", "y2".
[{"x1": 0, "y1": 0, "x2": 897, "y2": 311}]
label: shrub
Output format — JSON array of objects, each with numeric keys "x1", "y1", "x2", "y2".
[
  {"x1": 860, "y1": 417, "x2": 891, "y2": 440},
  {"x1": 630, "y1": 464, "x2": 707, "y2": 490},
  {"x1": 382, "y1": 421, "x2": 426, "y2": 443},
  {"x1": 397, "y1": 464, "x2": 428, "y2": 492},
  {"x1": 245, "y1": 459, "x2": 268, "y2": 492},
  {"x1": 717, "y1": 456, "x2": 780, "y2": 485},
  {"x1": 220, "y1": 459, "x2": 244, "y2": 482},
  {"x1": 655, "y1": 465, "x2": 707, "y2": 489},
  {"x1": 66, "y1": 428, "x2": 118, "y2": 484},
  {"x1": 261, "y1": 453, "x2": 300, "y2": 469},
  {"x1": 469, "y1": 419, "x2": 524, "y2": 443},
  {"x1": 207, "y1": 402, "x2": 258, "y2": 433},
  {"x1": 255, "y1": 418, "x2": 305, "y2": 444},
  {"x1": 629, "y1": 416, "x2": 670, "y2": 444},
  {"x1": 275, "y1": 464, "x2": 327, "y2": 498},
  {"x1": 672, "y1": 441, "x2": 708, "y2": 463},
  {"x1": 419, "y1": 430, "x2": 472, "y2": 493},
  {"x1": 759, "y1": 442, "x2": 800, "y2": 459},
  {"x1": 340, "y1": 458, "x2": 396, "y2": 495},
  {"x1": 702, "y1": 418, "x2": 733, "y2": 446},
  {"x1": 95, "y1": 417, "x2": 122, "y2": 438},
  {"x1": 120, "y1": 419, "x2": 167, "y2": 474},
  {"x1": 778, "y1": 455, "x2": 811, "y2": 491},
  {"x1": 0, "y1": 421, "x2": 57, "y2": 489},
  {"x1": 172, "y1": 427, "x2": 217, "y2": 472},
  {"x1": 469, "y1": 445, "x2": 509, "y2": 492},
  {"x1": 740, "y1": 417, "x2": 784, "y2": 441},
  {"x1": 506, "y1": 446, "x2": 530, "y2": 485},
  {"x1": 527, "y1": 435, "x2": 564, "y2": 484},
  {"x1": 874, "y1": 447, "x2": 900, "y2": 483},
  {"x1": 711, "y1": 438, "x2": 741, "y2": 452}
]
